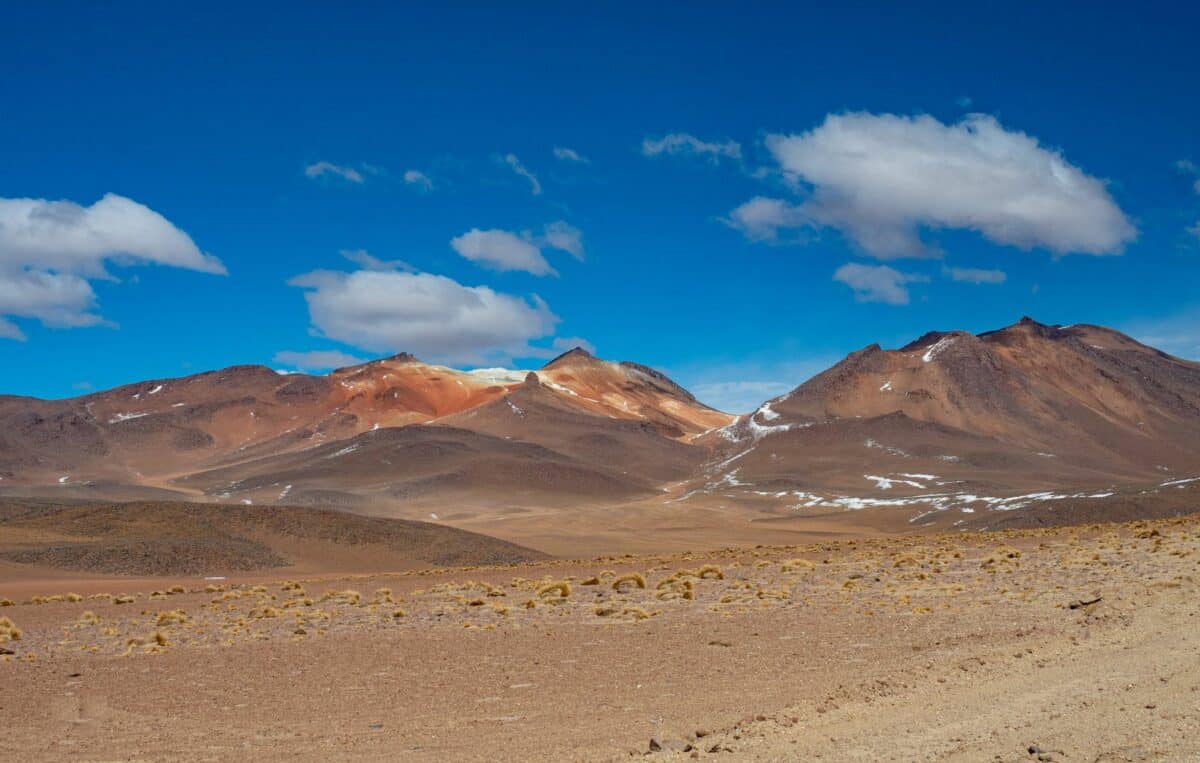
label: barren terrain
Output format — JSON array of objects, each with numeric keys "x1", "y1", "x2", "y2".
[{"x1": 4, "y1": 513, "x2": 1199, "y2": 761}]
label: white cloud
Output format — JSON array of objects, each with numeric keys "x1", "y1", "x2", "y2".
[
  {"x1": 551, "y1": 336, "x2": 596, "y2": 355},
  {"x1": 304, "y1": 161, "x2": 364, "y2": 184},
  {"x1": 450, "y1": 229, "x2": 554, "y2": 276},
  {"x1": 540, "y1": 221, "x2": 584, "y2": 260},
  {"x1": 450, "y1": 222, "x2": 584, "y2": 275},
  {"x1": 403, "y1": 169, "x2": 433, "y2": 191},
  {"x1": 503, "y1": 153, "x2": 542, "y2": 196},
  {"x1": 760, "y1": 112, "x2": 1135, "y2": 259},
  {"x1": 0, "y1": 193, "x2": 224, "y2": 340},
  {"x1": 723, "y1": 196, "x2": 809, "y2": 243},
  {"x1": 642, "y1": 133, "x2": 742, "y2": 163},
  {"x1": 1187, "y1": 220, "x2": 1200, "y2": 240},
  {"x1": 944, "y1": 266, "x2": 1007, "y2": 284},
  {"x1": 553, "y1": 146, "x2": 589, "y2": 164},
  {"x1": 289, "y1": 269, "x2": 558, "y2": 364},
  {"x1": 273, "y1": 349, "x2": 365, "y2": 371},
  {"x1": 833, "y1": 262, "x2": 929, "y2": 305}
]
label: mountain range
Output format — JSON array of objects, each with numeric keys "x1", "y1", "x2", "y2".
[{"x1": 3, "y1": 317, "x2": 1198, "y2": 547}]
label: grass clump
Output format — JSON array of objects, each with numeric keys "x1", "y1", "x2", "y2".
[
  {"x1": 0, "y1": 617, "x2": 21, "y2": 642},
  {"x1": 537, "y1": 581, "x2": 571, "y2": 599},
  {"x1": 155, "y1": 609, "x2": 189, "y2": 626},
  {"x1": 698, "y1": 564, "x2": 724, "y2": 580},
  {"x1": 611, "y1": 572, "x2": 646, "y2": 591}
]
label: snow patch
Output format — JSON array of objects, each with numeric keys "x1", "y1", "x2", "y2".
[
  {"x1": 108, "y1": 412, "x2": 148, "y2": 423},
  {"x1": 922, "y1": 336, "x2": 956, "y2": 363},
  {"x1": 327, "y1": 443, "x2": 360, "y2": 458},
  {"x1": 147, "y1": 384, "x2": 163, "y2": 395},
  {"x1": 468, "y1": 368, "x2": 530, "y2": 385}
]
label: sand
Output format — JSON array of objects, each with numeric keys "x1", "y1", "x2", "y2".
[{"x1": 3, "y1": 515, "x2": 1198, "y2": 761}]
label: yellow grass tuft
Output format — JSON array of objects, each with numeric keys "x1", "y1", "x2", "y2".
[
  {"x1": 392, "y1": 608, "x2": 406, "y2": 618},
  {"x1": 698, "y1": 564, "x2": 724, "y2": 580},
  {"x1": 169, "y1": 585, "x2": 186, "y2": 594},
  {"x1": 0, "y1": 616, "x2": 21, "y2": 642},
  {"x1": 611, "y1": 572, "x2": 646, "y2": 591},
  {"x1": 64, "y1": 592, "x2": 84, "y2": 603},
  {"x1": 78, "y1": 611, "x2": 100, "y2": 625},
  {"x1": 580, "y1": 576, "x2": 601, "y2": 586},
  {"x1": 537, "y1": 581, "x2": 571, "y2": 598},
  {"x1": 155, "y1": 609, "x2": 189, "y2": 626},
  {"x1": 621, "y1": 607, "x2": 655, "y2": 620},
  {"x1": 113, "y1": 595, "x2": 136, "y2": 605},
  {"x1": 782, "y1": 558, "x2": 815, "y2": 572},
  {"x1": 0, "y1": 599, "x2": 14, "y2": 607}
]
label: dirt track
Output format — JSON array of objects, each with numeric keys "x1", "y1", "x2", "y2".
[{"x1": 3, "y1": 515, "x2": 1198, "y2": 761}]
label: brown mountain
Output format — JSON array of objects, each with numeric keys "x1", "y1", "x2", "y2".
[
  {"x1": 0, "y1": 349, "x2": 730, "y2": 509},
  {"x1": 695, "y1": 318, "x2": 1200, "y2": 524}
]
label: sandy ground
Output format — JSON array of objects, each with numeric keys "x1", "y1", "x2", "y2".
[{"x1": 2, "y1": 516, "x2": 1199, "y2": 761}]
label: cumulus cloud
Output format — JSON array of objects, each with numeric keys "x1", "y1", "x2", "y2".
[
  {"x1": 403, "y1": 169, "x2": 433, "y2": 191},
  {"x1": 273, "y1": 349, "x2": 365, "y2": 371},
  {"x1": 553, "y1": 146, "x2": 589, "y2": 164},
  {"x1": 723, "y1": 196, "x2": 809, "y2": 243},
  {"x1": 755, "y1": 112, "x2": 1135, "y2": 259},
  {"x1": 944, "y1": 266, "x2": 1007, "y2": 284},
  {"x1": 304, "y1": 161, "x2": 364, "y2": 184},
  {"x1": 0, "y1": 193, "x2": 224, "y2": 340},
  {"x1": 833, "y1": 262, "x2": 928, "y2": 305},
  {"x1": 450, "y1": 222, "x2": 583, "y2": 276},
  {"x1": 502, "y1": 153, "x2": 542, "y2": 196},
  {"x1": 642, "y1": 133, "x2": 742, "y2": 163},
  {"x1": 289, "y1": 268, "x2": 558, "y2": 364}
]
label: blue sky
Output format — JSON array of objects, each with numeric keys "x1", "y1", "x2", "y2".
[{"x1": 2, "y1": 2, "x2": 1198, "y2": 411}]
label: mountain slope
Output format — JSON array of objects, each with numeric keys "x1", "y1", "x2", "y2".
[{"x1": 694, "y1": 318, "x2": 1200, "y2": 521}]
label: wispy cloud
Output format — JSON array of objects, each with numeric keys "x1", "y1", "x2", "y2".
[
  {"x1": 503, "y1": 153, "x2": 542, "y2": 195},
  {"x1": 642, "y1": 133, "x2": 742, "y2": 163},
  {"x1": 339, "y1": 249, "x2": 413, "y2": 272},
  {"x1": 304, "y1": 161, "x2": 365, "y2": 184},
  {"x1": 552, "y1": 146, "x2": 589, "y2": 164},
  {"x1": 943, "y1": 266, "x2": 1007, "y2": 284},
  {"x1": 403, "y1": 169, "x2": 433, "y2": 191}
]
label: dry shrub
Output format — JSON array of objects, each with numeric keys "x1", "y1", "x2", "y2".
[
  {"x1": 611, "y1": 572, "x2": 646, "y2": 591},
  {"x1": 593, "y1": 605, "x2": 617, "y2": 617},
  {"x1": 156, "y1": 609, "x2": 189, "y2": 626},
  {"x1": 113, "y1": 595, "x2": 136, "y2": 605},
  {"x1": 698, "y1": 564, "x2": 724, "y2": 580},
  {"x1": 0, "y1": 617, "x2": 21, "y2": 642},
  {"x1": 581, "y1": 576, "x2": 601, "y2": 586},
  {"x1": 168, "y1": 585, "x2": 186, "y2": 595},
  {"x1": 392, "y1": 608, "x2": 406, "y2": 618},
  {"x1": 621, "y1": 607, "x2": 654, "y2": 620},
  {"x1": 782, "y1": 559, "x2": 815, "y2": 572},
  {"x1": 537, "y1": 581, "x2": 571, "y2": 599},
  {"x1": 78, "y1": 611, "x2": 100, "y2": 625},
  {"x1": 0, "y1": 599, "x2": 14, "y2": 607}
]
